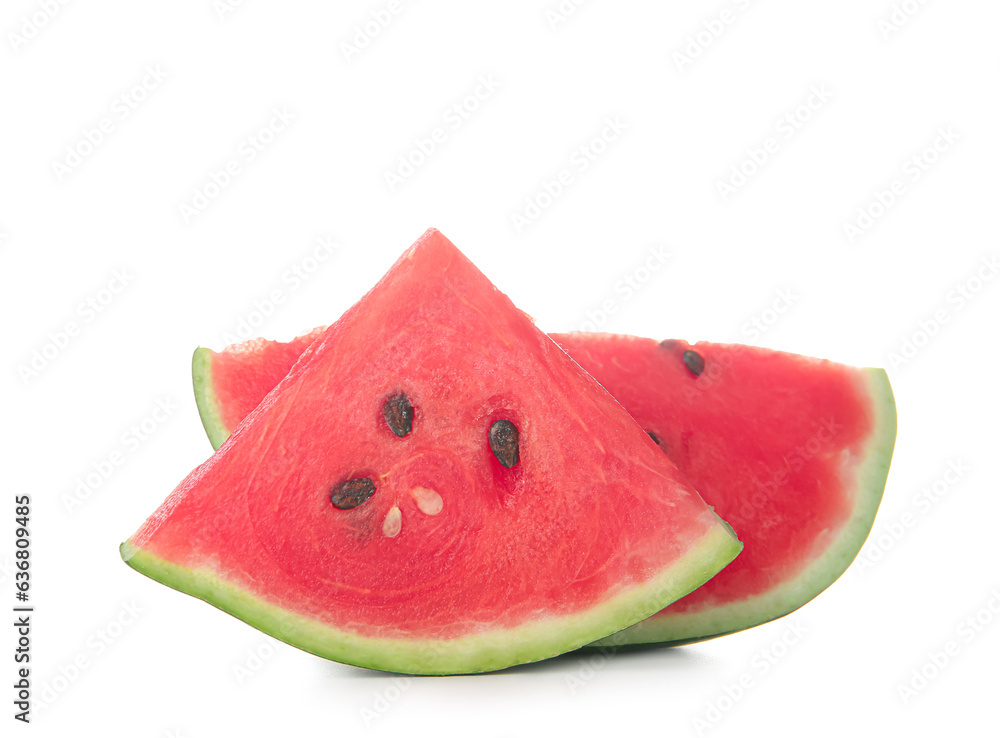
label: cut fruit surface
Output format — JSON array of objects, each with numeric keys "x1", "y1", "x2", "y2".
[
  {"x1": 195, "y1": 327, "x2": 895, "y2": 648},
  {"x1": 123, "y1": 229, "x2": 742, "y2": 673},
  {"x1": 193, "y1": 327, "x2": 324, "y2": 449},
  {"x1": 556, "y1": 334, "x2": 895, "y2": 647}
]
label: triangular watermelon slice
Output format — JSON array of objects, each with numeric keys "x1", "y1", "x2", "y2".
[
  {"x1": 122, "y1": 229, "x2": 742, "y2": 674},
  {"x1": 193, "y1": 326, "x2": 895, "y2": 648}
]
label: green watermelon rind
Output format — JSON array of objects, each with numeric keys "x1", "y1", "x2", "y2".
[
  {"x1": 192, "y1": 347, "x2": 231, "y2": 450},
  {"x1": 194, "y1": 340, "x2": 896, "y2": 651},
  {"x1": 120, "y1": 522, "x2": 742, "y2": 675},
  {"x1": 586, "y1": 367, "x2": 897, "y2": 650}
]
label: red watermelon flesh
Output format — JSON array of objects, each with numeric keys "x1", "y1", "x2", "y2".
[
  {"x1": 556, "y1": 334, "x2": 895, "y2": 647},
  {"x1": 194, "y1": 326, "x2": 325, "y2": 450},
  {"x1": 194, "y1": 329, "x2": 894, "y2": 647},
  {"x1": 123, "y1": 229, "x2": 742, "y2": 673}
]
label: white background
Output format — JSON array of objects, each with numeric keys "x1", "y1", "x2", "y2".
[{"x1": 2, "y1": 1, "x2": 998, "y2": 736}]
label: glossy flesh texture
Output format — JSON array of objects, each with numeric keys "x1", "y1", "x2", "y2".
[
  {"x1": 194, "y1": 327, "x2": 324, "y2": 449},
  {"x1": 122, "y1": 230, "x2": 742, "y2": 672},
  {"x1": 555, "y1": 334, "x2": 895, "y2": 647},
  {"x1": 195, "y1": 328, "x2": 895, "y2": 647}
]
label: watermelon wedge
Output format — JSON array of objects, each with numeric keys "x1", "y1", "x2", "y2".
[
  {"x1": 122, "y1": 229, "x2": 742, "y2": 674},
  {"x1": 556, "y1": 334, "x2": 895, "y2": 648},
  {"x1": 193, "y1": 326, "x2": 325, "y2": 450},
  {"x1": 194, "y1": 328, "x2": 895, "y2": 648}
]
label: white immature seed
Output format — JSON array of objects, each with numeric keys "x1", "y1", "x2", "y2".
[
  {"x1": 410, "y1": 486, "x2": 443, "y2": 515},
  {"x1": 382, "y1": 506, "x2": 402, "y2": 538}
]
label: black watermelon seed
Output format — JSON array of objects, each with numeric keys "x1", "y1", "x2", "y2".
[
  {"x1": 647, "y1": 431, "x2": 668, "y2": 454},
  {"x1": 659, "y1": 339, "x2": 680, "y2": 350},
  {"x1": 383, "y1": 393, "x2": 414, "y2": 437},
  {"x1": 682, "y1": 349, "x2": 705, "y2": 377},
  {"x1": 330, "y1": 477, "x2": 376, "y2": 510},
  {"x1": 489, "y1": 419, "x2": 520, "y2": 469}
]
